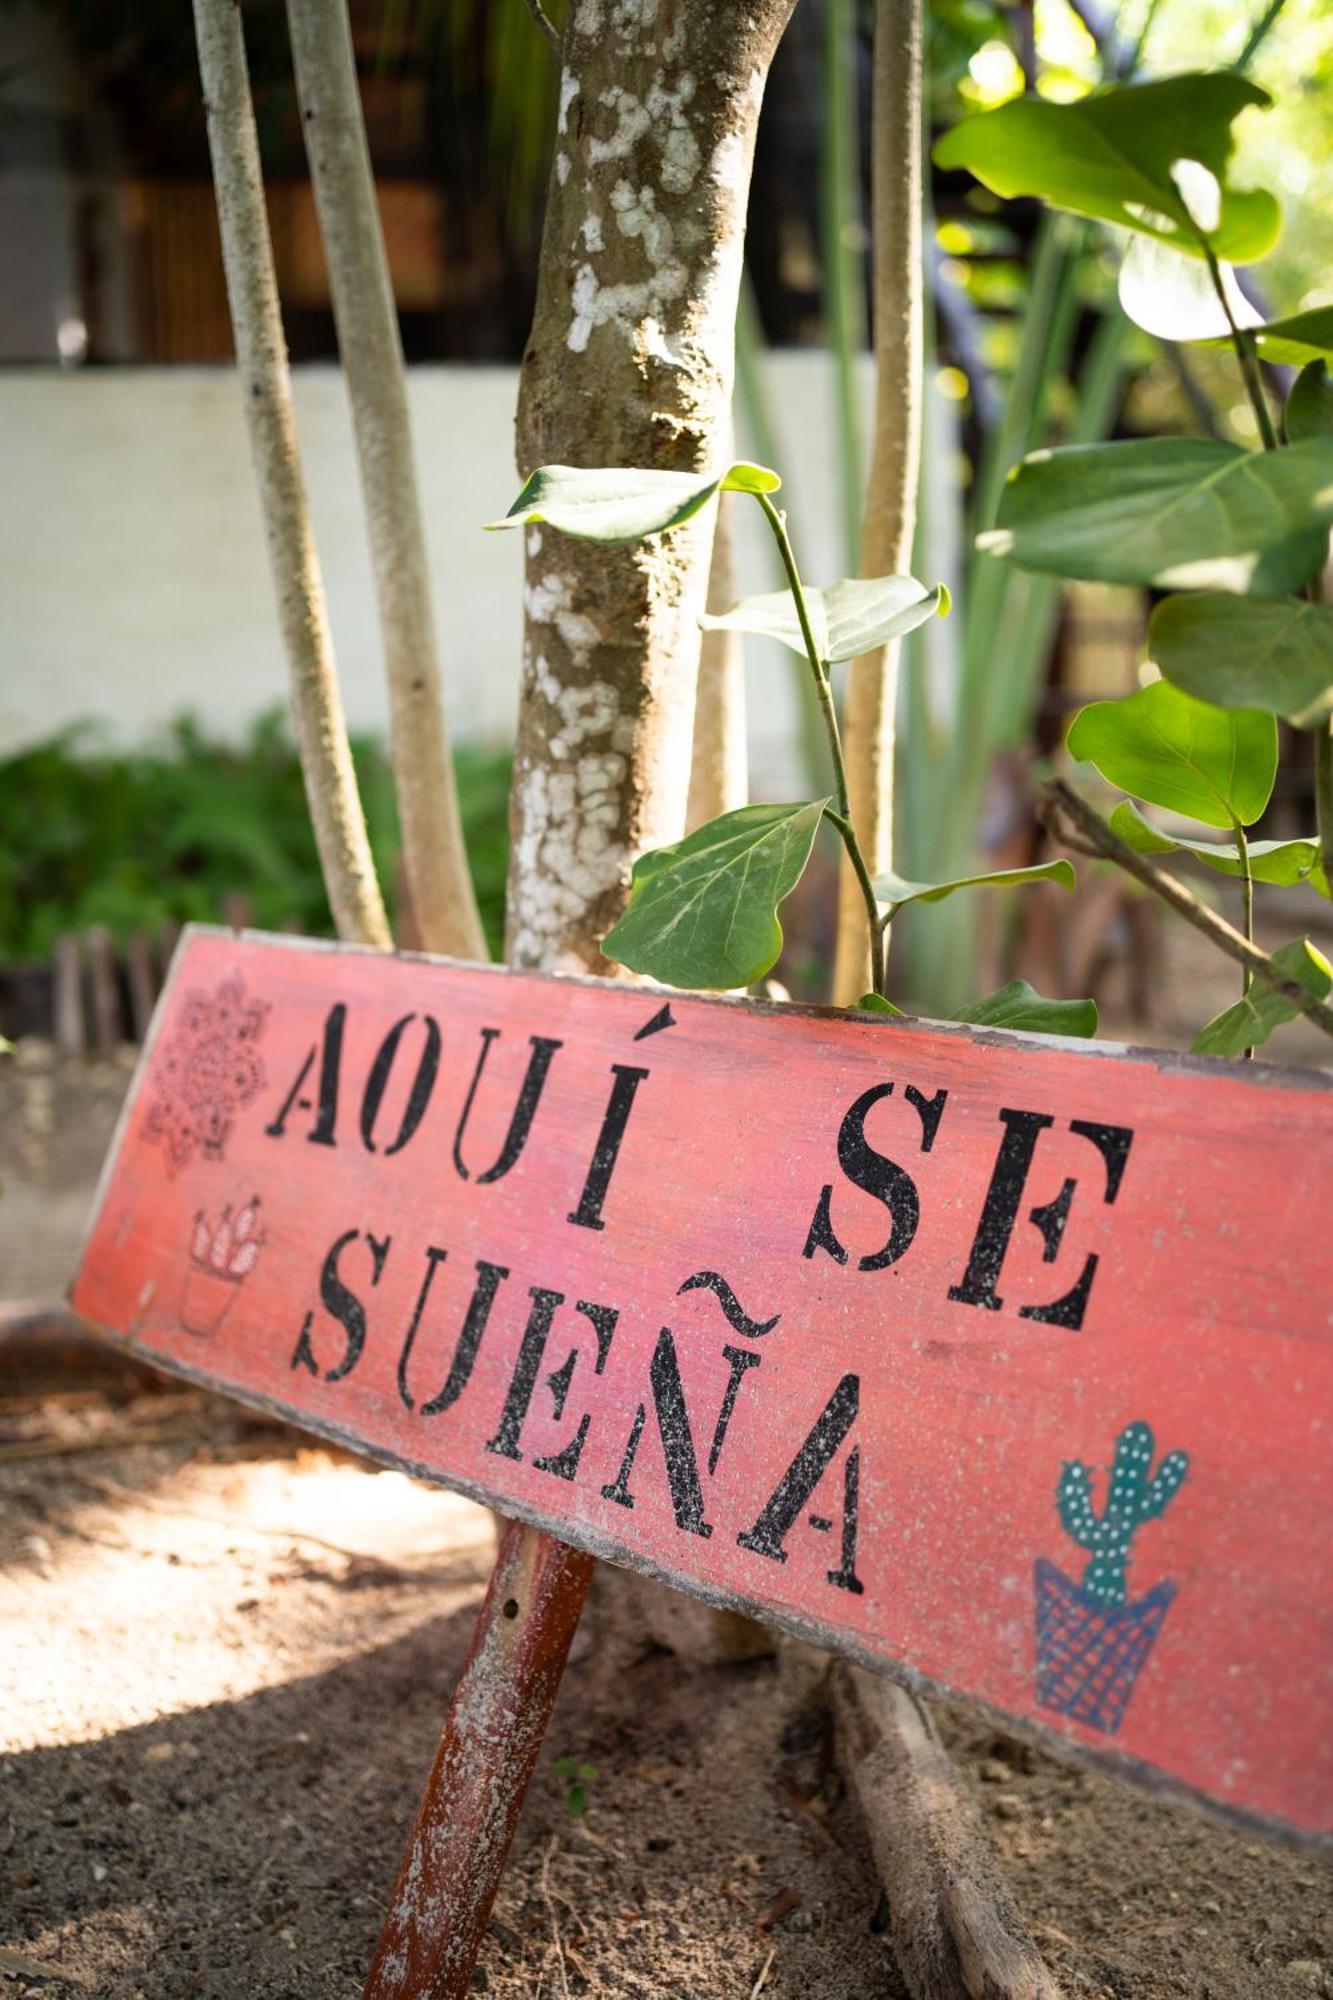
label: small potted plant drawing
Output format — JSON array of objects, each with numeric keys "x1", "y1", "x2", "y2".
[
  {"x1": 1034, "y1": 1420, "x2": 1188, "y2": 1736},
  {"x1": 181, "y1": 1197, "x2": 264, "y2": 1337}
]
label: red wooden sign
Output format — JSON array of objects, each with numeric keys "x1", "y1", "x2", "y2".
[{"x1": 72, "y1": 927, "x2": 1332, "y2": 1844}]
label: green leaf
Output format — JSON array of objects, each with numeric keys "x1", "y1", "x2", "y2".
[
  {"x1": 1067, "y1": 682, "x2": 1276, "y2": 829},
  {"x1": 1287, "y1": 363, "x2": 1333, "y2": 445},
  {"x1": 954, "y1": 981, "x2": 1098, "y2": 1038},
  {"x1": 873, "y1": 858, "x2": 1075, "y2": 910},
  {"x1": 602, "y1": 800, "x2": 828, "y2": 989},
  {"x1": 1191, "y1": 938, "x2": 1332, "y2": 1057},
  {"x1": 1117, "y1": 235, "x2": 1260, "y2": 344},
  {"x1": 979, "y1": 438, "x2": 1333, "y2": 595},
  {"x1": 933, "y1": 74, "x2": 1279, "y2": 263},
  {"x1": 854, "y1": 992, "x2": 906, "y2": 1016},
  {"x1": 1109, "y1": 801, "x2": 1324, "y2": 890},
  {"x1": 1240, "y1": 307, "x2": 1333, "y2": 369},
  {"x1": 486, "y1": 462, "x2": 780, "y2": 541},
  {"x1": 702, "y1": 577, "x2": 950, "y2": 665},
  {"x1": 1149, "y1": 591, "x2": 1333, "y2": 731}
]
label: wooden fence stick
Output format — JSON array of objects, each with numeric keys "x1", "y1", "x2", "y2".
[{"x1": 363, "y1": 1523, "x2": 594, "y2": 2000}]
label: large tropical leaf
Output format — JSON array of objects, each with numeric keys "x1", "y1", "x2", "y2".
[
  {"x1": 1109, "y1": 802, "x2": 1326, "y2": 893},
  {"x1": 1150, "y1": 591, "x2": 1333, "y2": 730},
  {"x1": 1287, "y1": 363, "x2": 1333, "y2": 444},
  {"x1": 954, "y1": 982, "x2": 1098, "y2": 1038},
  {"x1": 701, "y1": 576, "x2": 949, "y2": 664},
  {"x1": 980, "y1": 438, "x2": 1333, "y2": 595},
  {"x1": 602, "y1": 800, "x2": 828, "y2": 989},
  {"x1": 933, "y1": 74, "x2": 1279, "y2": 263},
  {"x1": 873, "y1": 859, "x2": 1074, "y2": 911},
  {"x1": 1192, "y1": 939, "x2": 1332, "y2": 1058},
  {"x1": 1067, "y1": 682, "x2": 1276, "y2": 829},
  {"x1": 487, "y1": 462, "x2": 780, "y2": 542}
]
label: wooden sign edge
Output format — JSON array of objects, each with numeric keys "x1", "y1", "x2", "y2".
[{"x1": 66, "y1": 923, "x2": 1333, "y2": 1853}]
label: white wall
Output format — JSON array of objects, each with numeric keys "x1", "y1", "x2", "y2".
[{"x1": 0, "y1": 356, "x2": 872, "y2": 791}]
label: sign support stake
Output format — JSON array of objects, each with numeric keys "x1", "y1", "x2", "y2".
[{"x1": 363, "y1": 1520, "x2": 594, "y2": 2000}]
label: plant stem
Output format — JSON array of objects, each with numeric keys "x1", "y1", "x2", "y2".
[
  {"x1": 827, "y1": 810, "x2": 887, "y2": 995},
  {"x1": 756, "y1": 491, "x2": 886, "y2": 994},
  {"x1": 1231, "y1": 0, "x2": 1289, "y2": 73},
  {"x1": 1316, "y1": 718, "x2": 1333, "y2": 890},
  {"x1": 1201, "y1": 241, "x2": 1279, "y2": 451},
  {"x1": 1042, "y1": 780, "x2": 1333, "y2": 1040},
  {"x1": 1234, "y1": 818, "x2": 1255, "y2": 1058}
]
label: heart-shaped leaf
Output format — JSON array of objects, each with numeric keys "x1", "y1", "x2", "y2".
[
  {"x1": 1118, "y1": 235, "x2": 1260, "y2": 343},
  {"x1": 1109, "y1": 801, "x2": 1326, "y2": 893},
  {"x1": 1150, "y1": 591, "x2": 1333, "y2": 730},
  {"x1": 1192, "y1": 938, "x2": 1332, "y2": 1057},
  {"x1": 933, "y1": 74, "x2": 1279, "y2": 263},
  {"x1": 1287, "y1": 362, "x2": 1333, "y2": 444},
  {"x1": 1067, "y1": 682, "x2": 1276, "y2": 828},
  {"x1": 602, "y1": 800, "x2": 828, "y2": 989},
  {"x1": 873, "y1": 858, "x2": 1074, "y2": 911},
  {"x1": 701, "y1": 576, "x2": 950, "y2": 665},
  {"x1": 954, "y1": 982, "x2": 1098, "y2": 1038},
  {"x1": 980, "y1": 438, "x2": 1333, "y2": 595},
  {"x1": 487, "y1": 461, "x2": 781, "y2": 541}
]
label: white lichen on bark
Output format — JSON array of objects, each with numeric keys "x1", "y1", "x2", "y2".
[
  {"x1": 508, "y1": 0, "x2": 794, "y2": 974},
  {"x1": 287, "y1": 0, "x2": 487, "y2": 962},
  {"x1": 192, "y1": 0, "x2": 390, "y2": 952}
]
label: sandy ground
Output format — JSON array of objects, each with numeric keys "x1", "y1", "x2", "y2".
[{"x1": 2, "y1": 913, "x2": 1331, "y2": 2000}]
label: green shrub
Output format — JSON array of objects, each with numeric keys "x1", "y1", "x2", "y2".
[{"x1": 0, "y1": 713, "x2": 510, "y2": 960}]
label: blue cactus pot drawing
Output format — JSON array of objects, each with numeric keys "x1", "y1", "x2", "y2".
[{"x1": 1034, "y1": 1420, "x2": 1188, "y2": 1736}]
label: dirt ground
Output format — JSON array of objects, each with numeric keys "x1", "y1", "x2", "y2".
[{"x1": 2, "y1": 919, "x2": 1331, "y2": 2000}]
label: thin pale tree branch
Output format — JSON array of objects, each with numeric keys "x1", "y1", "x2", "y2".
[
  {"x1": 833, "y1": 0, "x2": 924, "y2": 1005},
  {"x1": 192, "y1": 0, "x2": 390, "y2": 950},
  {"x1": 287, "y1": 0, "x2": 488, "y2": 962}
]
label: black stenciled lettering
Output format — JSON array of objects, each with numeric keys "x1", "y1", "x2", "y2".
[
  {"x1": 803, "y1": 1082, "x2": 928, "y2": 1272},
  {"x1": 396, "y1": 1252, "x2": 510, "y2": 1414},
  {"x1": 737, "y1": 1373, "x2": 861, "y2": 1579},
  {"x1": 949, "y1": 1110, "x2": 1133, "y2": 1328},
  {"x1": 567, "y1": 1064, "x2": 651, "y2": 1230},
  {"x1": 266, "y1": 1001, "x2": 345, "y2": 1146},
  {"x1": 708, "y1": 1344, "x2": 762, "y2": 1475},
  {"x1": 1019, "y1": 1119, "x2": 1133, "y2": 1329},
  {"x1": 291, "y1": 1227, "x2": 390, "y2": 1383},
  {"x1": 486, "y1": 1293, "x2": 619, "y2": 1481},
  {"x1": 533, "y1": 1301, "x2": 618, "y2": 1481},
  {"x1": 360, "y1": 1013, "x2": 441, "y2": 1156},
  {"x1": 601, "y1": 1328, "x2": 713, "y2": 1538},
  {"x1": 453, "y1": 1030, "x2": 563, "y2": 1184}
]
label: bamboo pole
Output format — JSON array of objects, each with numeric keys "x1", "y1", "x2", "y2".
[
  {"x1": 686, "y1": 492, "x2": 748, "y2": 832},
  {"x1": 287, "y1": 0, "x2": 487, "y2": 962},
  {"x1": 833, "y1": 0, "x2": 924, "y2": 1004},
  {"x1": 192, "y1": 0, "x2": 390, "y2": 950}
]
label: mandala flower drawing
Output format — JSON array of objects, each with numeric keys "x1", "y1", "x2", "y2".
[{"x1": 143, "y1": 973, "x2": 269, "y2": 1172}]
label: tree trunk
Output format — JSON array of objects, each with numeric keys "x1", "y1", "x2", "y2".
[
  {"x1": 192, "y1": 0, "x2": 390, "y2": 952},
  {"x1": 286, "y1": 0, "x2": 487, "y2": 962},
  {"x1": 509, "y1": 0, "x2": 796, "y2": 973},
  {"x1": 686, "y1": 491, "x2": 748, "y2": 830},
  {"x1": 832, "y1": 0, "x2": 924, "y2": 1003}
]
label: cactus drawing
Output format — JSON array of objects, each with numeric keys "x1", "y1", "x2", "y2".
[
  {"x1": 1034, "y1": 1420, "x2": 1188, "y2": 1735},
  {"x1": 1057, "y1": 1421, "x2": 1188, "y2": 1608},
  {"x1": 181, "y1": 1197, "x2": 264, "y2": 1336}
]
